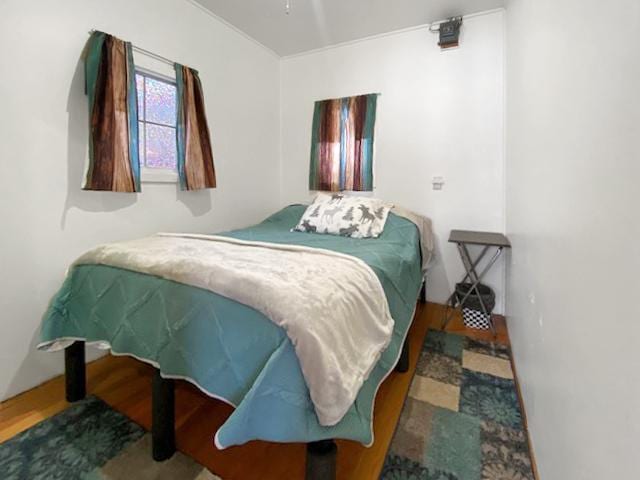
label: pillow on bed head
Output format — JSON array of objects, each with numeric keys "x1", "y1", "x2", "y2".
[{"x1": 293, "y1": 193, "x2": 392, "y2": 238}]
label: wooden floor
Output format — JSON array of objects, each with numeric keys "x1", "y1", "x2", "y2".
[{"x1": 0, "y1": 303, "x2": 508, "y2": 480}]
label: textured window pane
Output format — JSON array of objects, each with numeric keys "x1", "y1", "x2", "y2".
[
  {"x1": 136, "y1": 74, "x2": 144, "y2": 121},
  {"x1": 145, "y1": 124, "x2": 176, "y2": 169},
  {"x1": 138, "y1": 121, "x2": 145, "y2": 163},
  {"x1": 145, "y1": 77, "x2": 176, "y2": 127}
]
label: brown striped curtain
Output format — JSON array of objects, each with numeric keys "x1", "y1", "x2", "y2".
[
  {"x1": 175, "y1": 64, "x2": 216, "y2": 191},
  {"x1": 84, "y1": 31, "x2": 140, "y2": 192},
  {"x1": 309, "y1": 94, "x2": 378, "y2": 192}
]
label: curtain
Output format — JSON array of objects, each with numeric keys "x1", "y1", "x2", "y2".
[
  {"x1": 309, "y1": 94, "x2": 378, "y2": 192},
  {"x1": 175, "y1": 64, "x2": 216, "y2": 191},
  {"x1": 84, "y1": 31, "x2": 140, "y2": 192}
]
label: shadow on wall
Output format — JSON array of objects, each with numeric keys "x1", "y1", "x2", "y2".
[
  {"x1": 60, "y1": 52, "x2": 212, "y2": 229},
  {"x1": 176, "y1": 182, "x2": 214, "y2": 217},
  {"x1": 425, "y1": 232, "x2": 454, "y2": 304},
  {"x1": 3, "y1": 324, "x2": 63, "y2": 401}
]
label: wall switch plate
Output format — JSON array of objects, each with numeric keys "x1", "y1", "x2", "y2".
[{"x1": 432, "y1": 176, "x2": 445, "y2": 190}]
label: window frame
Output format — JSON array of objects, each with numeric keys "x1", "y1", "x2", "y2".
[{"x1": 136, "y1": 66, "x2": 179, "y2": 184}]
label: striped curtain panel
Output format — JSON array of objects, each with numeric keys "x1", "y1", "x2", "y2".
[
  {"x1": 309, "y1": 94, "x2": 378, "y2": 192},
  {"x1": 84, "y1": 31, "x2": 140, "y2": 192},
  {"x1": 175, "y1": 64, "x2": 216, "y2": 191}
]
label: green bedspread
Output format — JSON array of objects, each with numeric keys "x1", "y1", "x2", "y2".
[{"x1": 39, "y1": 205, "x2": 423, "y2": 447}]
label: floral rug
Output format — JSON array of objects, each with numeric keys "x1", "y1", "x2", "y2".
[
  {"x1": 0, "y1": 396, "x2": 219, "y2": 480},
  {"x1": 381, "y1": 330, "x2": 534, "y2": 480}
]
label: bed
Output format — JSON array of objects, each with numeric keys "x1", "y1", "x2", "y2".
[{"x1": 39, "y1": 204, "x2": 430, "y2": 479}]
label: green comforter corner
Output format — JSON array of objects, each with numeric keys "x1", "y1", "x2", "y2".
[{"x1": 39, "y1": 205, "x2": 423, "y2": 447}]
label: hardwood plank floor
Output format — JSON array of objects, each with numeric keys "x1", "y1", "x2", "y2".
[{"x1": 0, "y1": 303, "x2": 508, "y2": 479}]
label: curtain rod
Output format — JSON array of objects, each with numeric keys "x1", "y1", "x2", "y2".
[{"x1": 88, "y1": 30, "x2": 175, "y2": 67}]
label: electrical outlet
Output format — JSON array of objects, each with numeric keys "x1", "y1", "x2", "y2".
[{"x1": 432, "y1": 176, "x2": 445, "y2": 190}]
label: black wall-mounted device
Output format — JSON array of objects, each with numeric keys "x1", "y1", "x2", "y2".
[{"x1": 438, "y1": 17, "x2": 463, "y2": 49}]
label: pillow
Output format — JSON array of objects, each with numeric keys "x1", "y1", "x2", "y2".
[{"x1": 293, "y1": 194, "x2": 392, "y2": 238}]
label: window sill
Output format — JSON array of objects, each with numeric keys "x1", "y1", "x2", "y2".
[{"x1": 141, "y1": 168, "x2": 178, "y2": 184}]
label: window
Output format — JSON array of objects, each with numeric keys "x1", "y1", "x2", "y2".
[{"x1": 136, "y1": 70, "x2": 178, "y2": 181}]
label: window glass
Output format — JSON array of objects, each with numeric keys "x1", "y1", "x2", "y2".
[
  {"x1": 146, "y1": 123, "x2": 177, "y2": 169},
  {"x1": 135, "y1": 72, "x2": 177, "y2": 171},
  {"x1": 145, "y1": 77, "x2": 176, "y2": 127}
]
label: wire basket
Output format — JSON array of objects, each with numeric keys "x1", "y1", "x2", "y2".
[{"x1": 455, "y1": 283, "x2": 495, "y2": 330}]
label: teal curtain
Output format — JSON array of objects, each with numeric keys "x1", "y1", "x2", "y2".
[
  {"x1": 84, "y1": 31, "x2": 140, "y2": 192},
  {"x1": 175, "y1": 63, "x2": 216, "y2": 191},
  {"x1": 309, "y1": 94, "x2": 378, "y2": 192},
  {"x1": 124, "y1": 41, "x2": 140, "y2": 192},
  {"x1": 175, "y1": 65, "x2": 187, "y2": 190}
]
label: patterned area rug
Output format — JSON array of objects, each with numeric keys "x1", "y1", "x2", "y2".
[
  {"x1": 382, "y1": 330, "x2": 534, "y2": 480},
  {"x1": 0, "y1": 396, "x2": 220, "y2": 480}
]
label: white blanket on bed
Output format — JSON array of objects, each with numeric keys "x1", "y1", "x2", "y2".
[{"x1": 73, "y1": 233, "x2": 394, "y2": 426}]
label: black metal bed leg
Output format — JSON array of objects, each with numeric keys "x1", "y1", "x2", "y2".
[
  {"x1": 395, "y1": 336, "x2": 410, "y2": 373},
  {"x1": 306, "y1": 440, "x2": 337, "y2": 480},
  {"x1": 65, "y1": 341, "x2": 86, "y2": 402},
  {"x1": 152, "y1": 370, "x2": 175, "y2": 462},
  {"x1": 420, "y1": 280, "x2": 427, "y2": 303}
]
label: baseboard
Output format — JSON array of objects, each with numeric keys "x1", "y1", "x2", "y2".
[{"x1": 506, "y1": 320, "x2": 541, "y2": 480}]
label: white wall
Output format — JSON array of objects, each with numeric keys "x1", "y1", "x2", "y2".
[
  {"x1": 280, "y1": 10, "x2": 507, "y2": 312},
  {"x1": 505, "y1": 1, "x2": 640, "y2": 478},
  {"x1": 0, "y1": 0, "x2": 280, "y2": 400}
]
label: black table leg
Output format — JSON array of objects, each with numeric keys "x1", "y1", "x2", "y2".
[
  {"x1": 65, "y1": 341, "x2": 86, "y2": 402},
  {"x1": 306, "y1": 440, "x2": 337, "y2": 480},
  {"x1": 152, "y1": 370, "x2": 175, "y2": 462},
  {"x1": 395, "y1": 336, "x2": 410, "y2": 373}
]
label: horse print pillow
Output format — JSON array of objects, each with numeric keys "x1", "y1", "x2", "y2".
[{"x1": 293, "y1": 194, "x2": 392, "y2": 238}]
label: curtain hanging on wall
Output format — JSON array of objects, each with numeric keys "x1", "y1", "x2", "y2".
[
  {"x1": 309, "y1": 94, "x2": 378, "y2": 192},
  {"x1": 175, "y1": 64, "x2": 216, "y2": 191},
  {"x1": 84, "y1": 31, "x2": 140, "y2": 192}
]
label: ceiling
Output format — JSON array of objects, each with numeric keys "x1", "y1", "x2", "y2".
[{"x1": 193, "y1": 0, "x2": 506, "y2": 57}]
